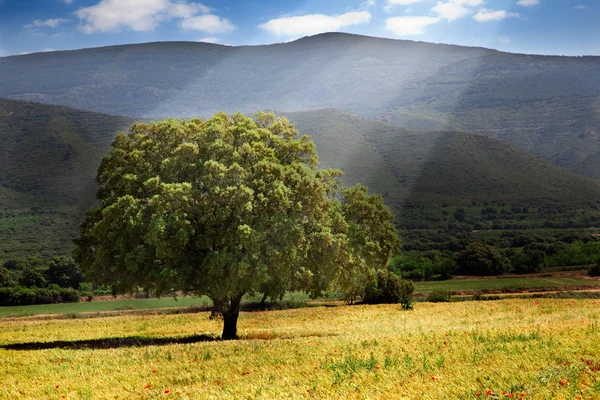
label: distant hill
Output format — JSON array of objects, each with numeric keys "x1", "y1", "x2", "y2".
[
  {"x1": 2, "y1": 33, "x2": 600, "y2": 178},
  {"x1": 2, "y1": 100, "x2": 599, "y2": 259},
  {"x1": 0, "y1": 99, "x2": 132, "y2": 259},
  {"x1": 286, "y1": 109, "x2": 600, "y2": 209}
]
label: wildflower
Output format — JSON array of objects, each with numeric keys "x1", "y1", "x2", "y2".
[
  {"x1": 375, "y1": 366, "x2": 380, "y2": 370},
  {"x1": 476, "y1": 393, "x2": 481, "y2": 397},
  {"x1": 307, "y1": 389, "x2": 310, "y2": 393},
  {"x1": 55, "y1": 385, "x2": 60, "y2": 388},
  {"x1": 486, "y1": 390, "x2": 492, "y2": 395},
  {"x1": 431, "y1": 376, "x2": 437, "y2": 381},
  {"x1": 164, "y1": 389, "x2": 170, "y2": 394},
  {"x1": 144, "y1": 385, "x2": 151, "y2": 389},
  {"x1": 508, "y1": 394, "x2": 514, "y2": 398},
  {"x1": 520, "y1": 394, "x2": 525, "y2": 397},
  {"x1": 152, "y1": 369, "x2": 157, "y2": 373}
]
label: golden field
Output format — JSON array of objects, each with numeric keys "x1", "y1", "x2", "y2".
[{"x1": 1, "y1": 299, "x2": 599, "y2": 399}]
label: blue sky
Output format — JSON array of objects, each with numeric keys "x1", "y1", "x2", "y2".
[{"x1": 0, "y1": 0, "x2": 597, "y2": 57}]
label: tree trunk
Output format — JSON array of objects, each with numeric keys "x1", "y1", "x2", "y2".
[
  {"x1": 260, "y1": 293, "x2": 268, "y2": 306},
  {"x1": 221, "y1": 294, "x2": 243, "y2": 340}
]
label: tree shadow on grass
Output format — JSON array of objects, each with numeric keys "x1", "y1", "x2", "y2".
[{"x1": 0, "y1": 334, "x2": 218, "y2": 351}]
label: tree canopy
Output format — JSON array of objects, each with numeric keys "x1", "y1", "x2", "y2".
[{"x1": 74, "y1": 112, "x2": 399, "y2": 339}]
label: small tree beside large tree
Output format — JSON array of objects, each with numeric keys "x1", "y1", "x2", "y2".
[{"x1": 74, "y1": 112, "x2": 399, "y2": 339}]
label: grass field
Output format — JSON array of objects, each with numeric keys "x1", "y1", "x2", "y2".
[
  {"x1": 412, "y1": 276, "x2": 600, "y2": 293},
  {"x1": 1, "y1": 276, "x2": 599, "y2": 318},
  {"x1": 1, "y1": 299, "x2": 599, "y2": 399},
  {"x1": 0, "y1": 292, "x2": 325, "y2": 318}
]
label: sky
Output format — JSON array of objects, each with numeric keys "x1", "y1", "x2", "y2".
[{"x1": 0, "y1": 0, "x2": 598, "y2": 57}]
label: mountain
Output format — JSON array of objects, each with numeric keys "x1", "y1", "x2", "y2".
[
  {"x1": 2, "y1": 33, "x2": 600, "y2": 178},
  {"x1": 2, "y1": 100, "x2": 600, "y2": 259}
]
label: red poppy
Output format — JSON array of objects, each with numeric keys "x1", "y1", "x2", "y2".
[
  {"x1": 164, "y1": 389, "x2": 170, "y2": 394},
  {"x1": 431, "y1": 376, "x2": 437, "y2": 381},
  {"x1": 55, "y1": 385, "x2": 59, "y2": 389},
  {"x1": 375, "y1": 366, "x2": 380, "y2": 370},
  {"x1": 509, "y1": 394, "x2": 514, "y2": 398},
  {"x1": 152, "y1": 369, "x2": 157, "y2": 373},
  {"x1": 486, "y1": 390, "x2": 492, "y2": 396},
  {"x1": 144, "y1": 385, "x2": 151, "y2": 389},
  {"x1": 476, "y1": 393, "x2": 481, "y2": 397}
]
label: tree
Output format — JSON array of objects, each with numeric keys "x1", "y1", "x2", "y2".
[
  {"x1": 74, "y1": 112, "x2": 399, "y2": 339},
  {"x1": 45, "y1": 257, "x2": 86, "y2": 289},
  {"x1": 19, "y1": 267, "x2": 46, "y2": 288},
  {"x1": 456, "y1": 242, "x2": 508, "y2": 276},
  {"x1": 0, "y1": 267, "x2": 15, "y2": 288}
]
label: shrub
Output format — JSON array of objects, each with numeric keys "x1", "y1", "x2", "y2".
[
  {"x1": 589, "y1": 263, "x2": 600, "y2": 277},
  {"x1": 364, "y1": 270, "x2": 414, "y2": 309},
  {"x1": 426, "y1": 289, "x2": 451, "y2": 303},
  {"x1": 0, "y1": 286, "x2": 80, "y2": 306}
]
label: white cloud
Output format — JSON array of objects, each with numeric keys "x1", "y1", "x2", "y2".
[
  {"x1": 62, "y1": 0, "x2": 74, "y2": 4},
  {"x1": 473, "y1": 9, "x2": 520, "y2": 21},
  {"x1": 516, "y1": 0, "x2": 539, "y2": 6},
  {"x1": 497, "y1": 35, "x2": 511, "y2": 44},
  {"x1": 432, "y1": 2, "x2": 470, "y2": 21},
  {"x1": 387, "y1": 0, "x2": 424, "y2": 4},
  {"x1": 259, "y1": 11, "x2": 371, "y2": 37},
  {"x1": 385, "y1": 16, "x2": 440, "y2": 36},
  {"x1": 384, "y1": 0, "x2": 424, "y2": 13},
  {"x1": 180, "y1": 15, "x2": 235, "y2": 33},
  {"x1": 432, "y1": 0, "x2": 484, "y2": 22},
  {"x1": 75, "y1": 0, "x2": 231, "y2": 34},
  {"x1": 575, "y1": 4, "x2": 587, "y2": 9},
  {"x1": 25, "y1": 18, "x2": 70, "y2": 29},
  {"x1": 197, "y1": 37, "x2": 220, "y2": 43},
  {"x1": 361, "y1": 0, "x2": 376, "y2": 8}
]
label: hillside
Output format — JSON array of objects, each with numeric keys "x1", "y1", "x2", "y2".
[
  {"x1": 286, "y1": 109, "x2": 600, "y2": 208},
  {"x1": 0, "y1": 99, "x2": 133, "y2": 259},
  {"x1": 2, "y1": 100, "x2": 599, "y2": 259},
  {"x1": 1, "y1": 33, "x2": 600, "y2": 178}
]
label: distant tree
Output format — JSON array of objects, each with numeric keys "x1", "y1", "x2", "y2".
[
  {"x1": 0, "y1": 267, "x2": 15, "y2": 288},
  {"x1": 438, "y1": 258, "x2": 458, "y2": 280},
  {"x1": 2, "y1": 259, "x2": 31, "y2": 271},
  {"x1": 19, "y1": 267, "x2": 46, "y2": 288},
  {"x1": 74, "y1": 113, "x2": 399, "y2": 339},
  {"x1": 453, "y1": 208, "x2": 466, "y2": 222},
  {"x1": 45, "y1": 257, "x2": 85, "y2": 289},
  {"x1": 364, "y1": 270, "x2": 413, "y2": 308},
  {"x1": 510, "y1": 248, "x2": 545, "y2": 274},
  {"x1": 457, "y1": 242, "x2": 508, "y2": 276}
]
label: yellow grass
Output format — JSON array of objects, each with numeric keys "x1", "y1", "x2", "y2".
[{"x1": 1, "y1": 299, "x2": 599, "y2": 399}]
